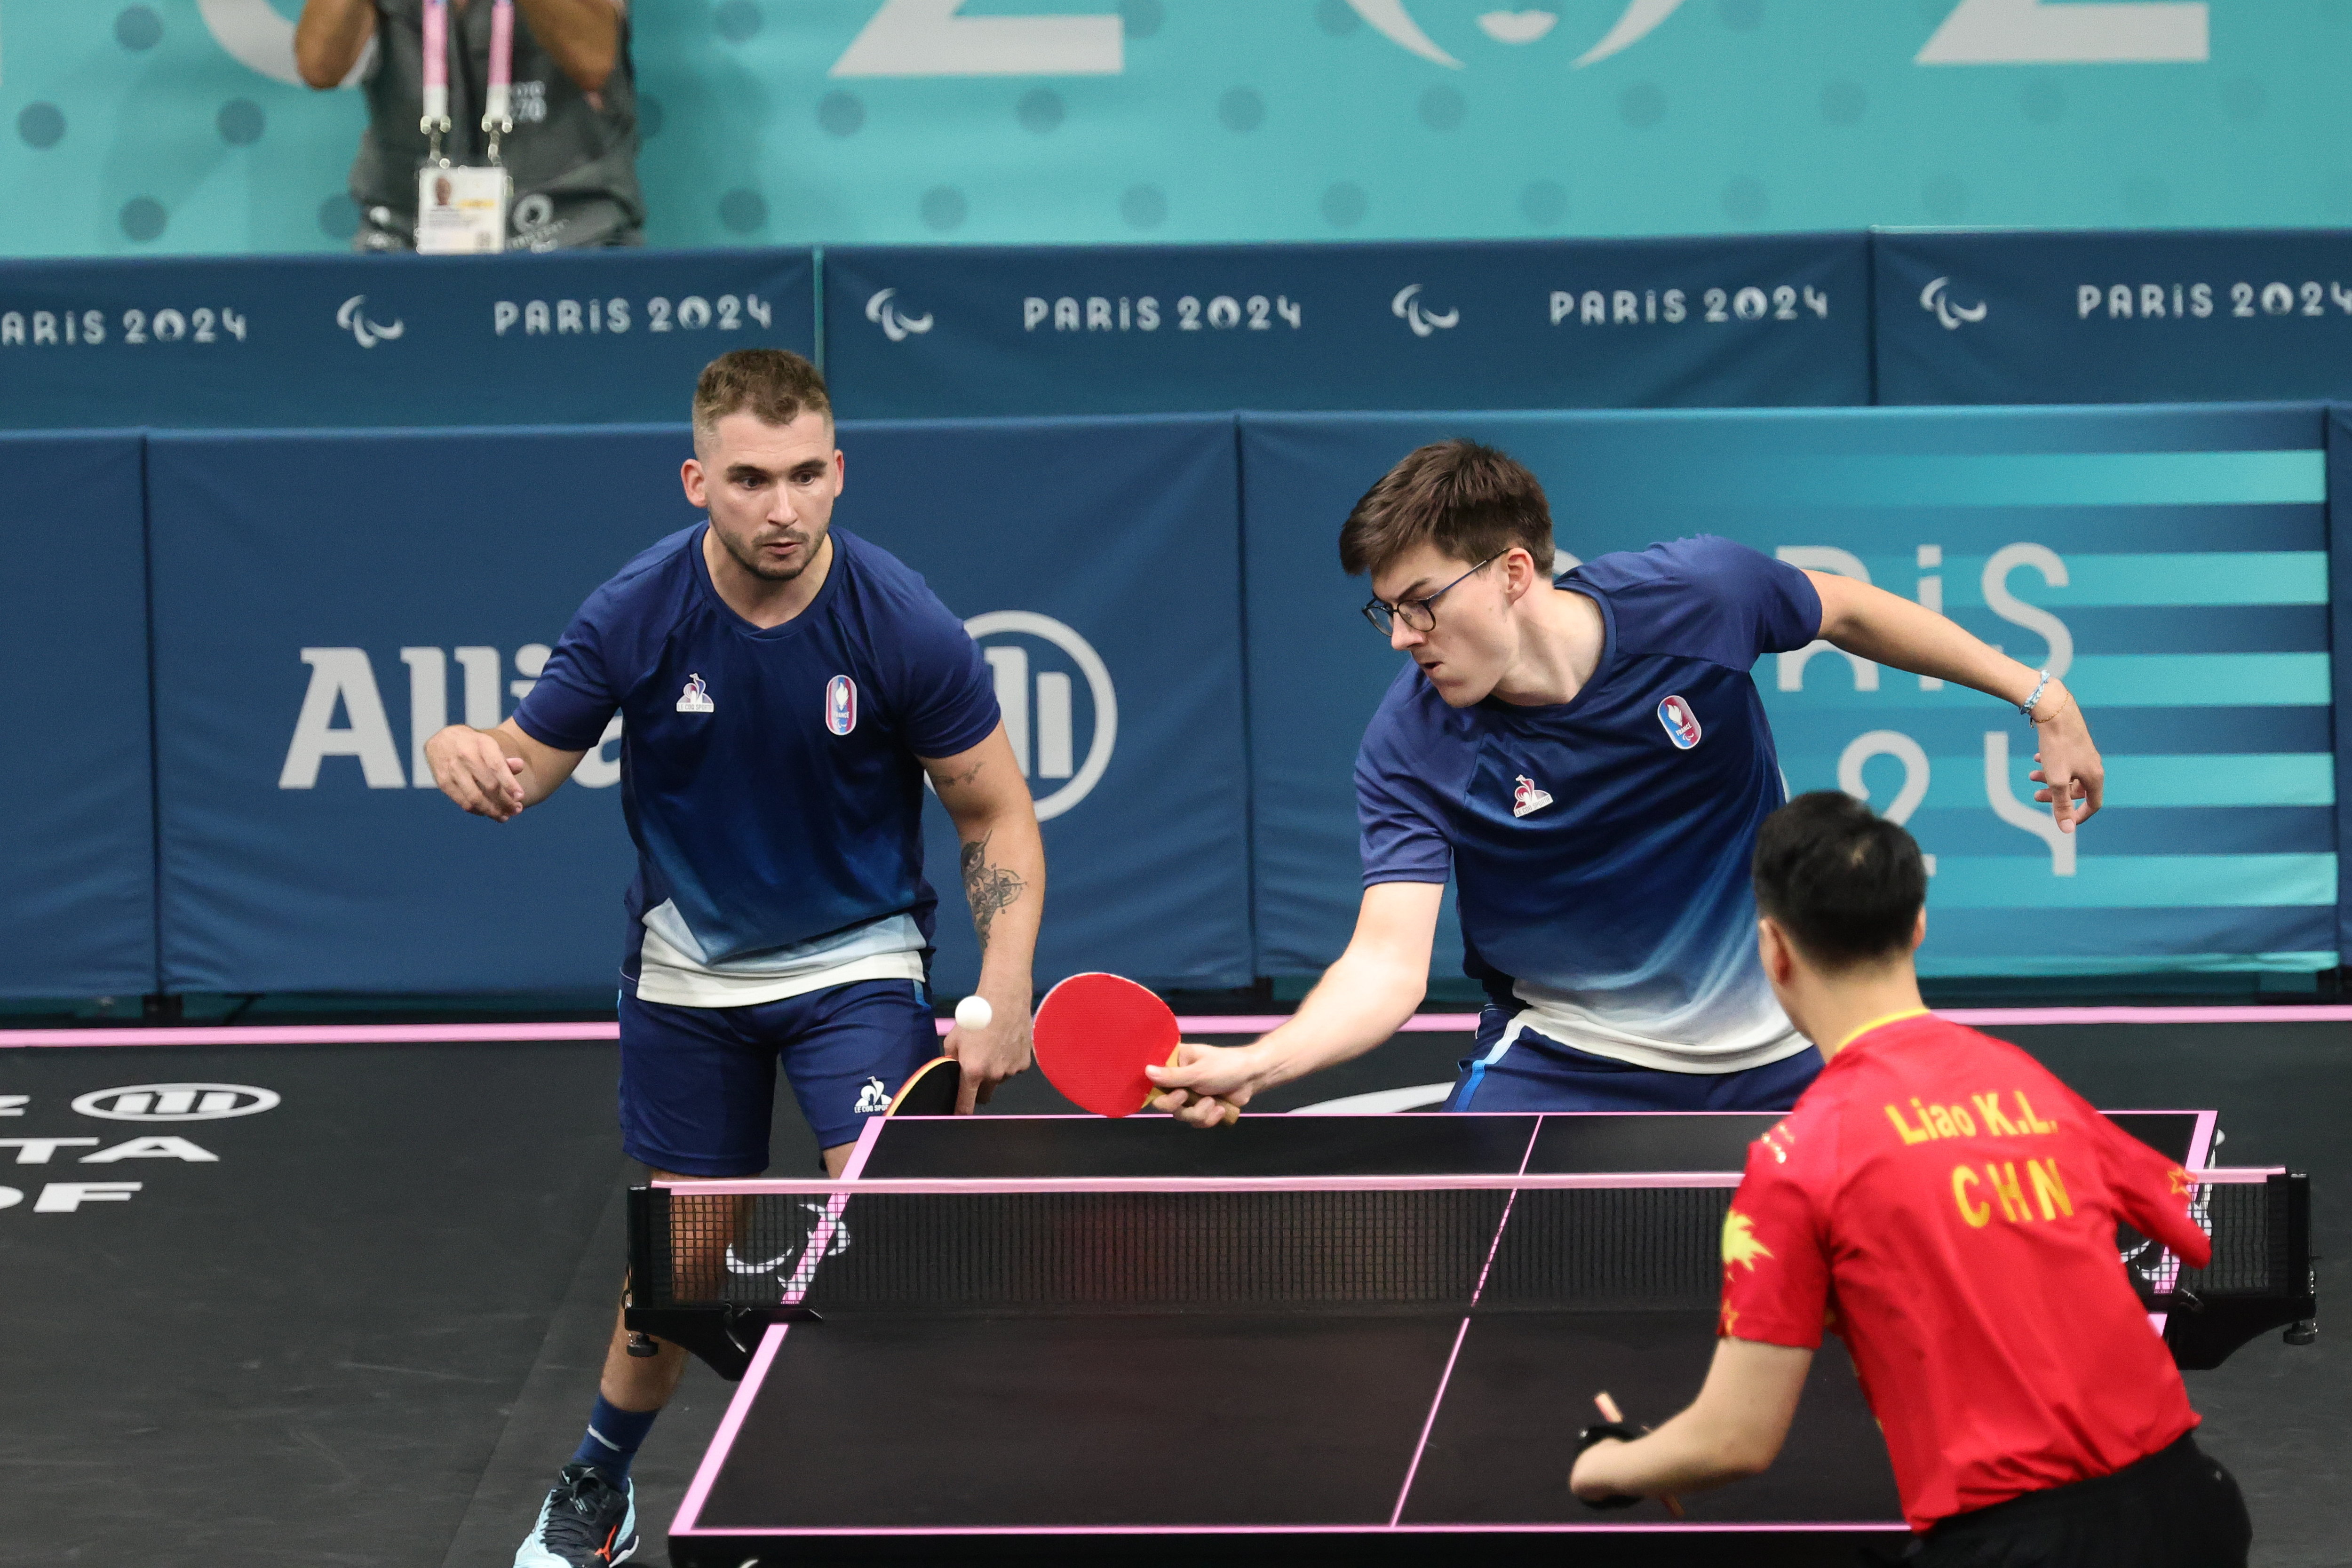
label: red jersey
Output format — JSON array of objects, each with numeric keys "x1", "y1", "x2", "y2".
[{"x1": 1718, "y1": 1011, "x2": 2211, "y2": 1530}]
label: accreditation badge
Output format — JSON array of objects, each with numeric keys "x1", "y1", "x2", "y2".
[{"x1": 414, "y1": 164, "x2": 512, "y2": 255}]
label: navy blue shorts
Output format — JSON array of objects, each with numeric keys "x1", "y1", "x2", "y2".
[
  {"x1": 1444, "y1": 1006, "x2": 1822, "y2": 1113},
  {"x1": 617, "y1": 979, "x2": 936, "y2": 1176}
]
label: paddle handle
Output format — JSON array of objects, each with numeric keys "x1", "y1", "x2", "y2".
[
  {"x1": 1144, "y1": 1047, "x2": 1238, "y2": 1125},
  {"x1": 1592, "y1": 1393, "x2": 1683, "y2": 1520}
]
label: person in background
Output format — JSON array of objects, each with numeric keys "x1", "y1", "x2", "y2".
[{"x1": 295, "y1": 0, "x2": 644, "y2": 252}]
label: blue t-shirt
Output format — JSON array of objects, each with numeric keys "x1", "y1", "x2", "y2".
[
  {"x1": 1356, "y1": 535, "x2": 1822, "y2": 1070},
  {"x1": 515, "y1": 525, "x2": 1000, "y2": 974}
]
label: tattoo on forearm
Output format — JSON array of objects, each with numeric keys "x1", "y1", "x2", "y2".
[
  {"x1": 937, "y1": 759, "x2": 984, "y2": 790},
  {"x1": 960, "y1": 830, "x2": 1025, "y2": 951}
]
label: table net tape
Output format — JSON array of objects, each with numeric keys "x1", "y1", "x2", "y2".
[{"x1": 638, "y1": 1182, "x2": 2278, "y2": 1316}]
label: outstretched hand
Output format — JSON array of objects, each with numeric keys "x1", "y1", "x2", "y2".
[
  {"x1": 1144, "y1": 1041, "x2": 1254, "y2": 1128},
  {"x1": 2027, "y1": 698, "x2": 2103, "y2": 833},
  {"x1": 425, "y1": 725, "x2": 529, "y2": 821}
]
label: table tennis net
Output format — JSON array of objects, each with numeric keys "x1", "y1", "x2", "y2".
[{"x1": 633, "y1": 1177, "x2": 2287, "y2": 1318}]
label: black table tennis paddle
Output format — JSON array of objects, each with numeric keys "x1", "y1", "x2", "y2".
[{"x1": 887, "y1": 1056, "x2": 961, "y2": 1117}]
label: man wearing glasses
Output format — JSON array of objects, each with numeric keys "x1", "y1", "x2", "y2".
[{"x1": 1148, "y1": 439, "x2": 2106, "y2": 1121}]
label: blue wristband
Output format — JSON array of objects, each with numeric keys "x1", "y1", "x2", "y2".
[{"x1": 2018, "y1": 669, "x2": 2053, "y2": 722}]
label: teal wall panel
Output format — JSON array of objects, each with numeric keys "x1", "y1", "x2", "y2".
[{"x1": 6, "y1": 2, "x2": 2352, "y2": 257}]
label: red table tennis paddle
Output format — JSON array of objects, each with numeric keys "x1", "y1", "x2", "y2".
[
  {"x1": 887, "y1": 1056, "x2": 962, "y2": 1117},
  {"x1": 1032, "y1": 972, "x2": 1235, "y2": 1123}
]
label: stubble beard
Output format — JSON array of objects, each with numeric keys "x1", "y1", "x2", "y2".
[{"x1": 718, "y1": 522, "x2": 822, "y2": 583}]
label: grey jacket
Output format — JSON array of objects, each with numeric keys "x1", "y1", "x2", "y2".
[{"x1": 349, "y1": 0, "x2": 644, "y2": 251}]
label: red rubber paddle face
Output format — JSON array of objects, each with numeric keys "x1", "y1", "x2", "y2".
[{"x1": 1032, "y1": 972, "x2": 1180, "y2": 1118}]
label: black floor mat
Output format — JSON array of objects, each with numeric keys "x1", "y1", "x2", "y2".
[
  {"x1": 4, "y1": 1021, "x2": 2346, "y2": 1567},
  {"x1": 0, "y1": 1041, "x2": 625, "y2": 1567}
]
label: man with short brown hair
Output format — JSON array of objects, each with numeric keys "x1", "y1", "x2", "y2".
[
  {"x1": 424, "y1": 348, "x2": 1042, "y2": 1565},
  {"x1": 1150, "y1": 438, "x2": 2106, "y2": 1123}
]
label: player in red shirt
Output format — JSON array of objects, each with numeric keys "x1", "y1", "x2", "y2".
[{"x1": 1568, "y1": 791, "x2": 2251, "y2": 1565}]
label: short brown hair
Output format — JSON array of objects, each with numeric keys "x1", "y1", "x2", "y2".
[
  {"x1": 1336, "y1": 439, "x2": 1555, "y2": 578},
  {"x1": 692, "y1": 349, "x2": 832, "y2": 440}
]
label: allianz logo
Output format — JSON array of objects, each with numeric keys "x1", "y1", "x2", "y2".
[
  {"x1": 72, "y1": 1083, "x2": 280, "y2": 1122},
  {"x1": 280, "y1": 625, "x2": 1108, "y2": 815},
  {"x1": 964, "y1": 613, "x2": 1113, "y2": 822},
  {"x1": 1554, "y1": 285, "x2": 1831, "y2": 326},
  {"x1": 279, "y1": 644, "x2": 622, "y2": 791}
]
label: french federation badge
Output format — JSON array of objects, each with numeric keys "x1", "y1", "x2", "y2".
[
  {"x1": 1657, "y1": 694, "x2": 1701, "y2": 749},
  {"x1": 826, "y1": 674, "x2": 858, "y2": 736},
  {"x1": 676, "y1": 674, "x2": 715, "y2": 714}
]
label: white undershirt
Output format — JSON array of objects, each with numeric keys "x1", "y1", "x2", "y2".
[{"x1": 632, "y1": 902, "x2": 926, "y2": 1009}]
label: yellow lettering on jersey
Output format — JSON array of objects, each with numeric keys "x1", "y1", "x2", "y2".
[
  {"x1": 2027, "y1": 1157, "x2": 2073, "y2": 1220},
  {"x1": 1884, "y1": 1105, "x2": 1932, "y2": 1145},
  {"x1": 1952, "y1": 1165, "x2": 1991, "y2": 1227},
  {"x1": 2013, "y1": 1091, "x2": 2058, "y2": 1134},
  {"x1": 1971, "y1": 1092, "x2": 2022, "y2": 1138},
  {"x1": 1946, "y1": 1102, "x2": 1978, "y2": 1137},
  {"x1": 1927, "y1": 1104, "x2": 1959, "y2": 1139},
  {"x1": 1987, "y1": 1161, "x2": 2028, "y2": 1223}
]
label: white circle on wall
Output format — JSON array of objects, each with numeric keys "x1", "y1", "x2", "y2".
[{"x1": 962, "y1": 611, "x2": 1117, "y2": 823}]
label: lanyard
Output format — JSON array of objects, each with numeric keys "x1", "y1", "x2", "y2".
[{"x1": 420, "y1": 0, "x2": 516, "y2": 164}]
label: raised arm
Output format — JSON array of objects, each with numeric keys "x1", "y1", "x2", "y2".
[
  {"x1": 1146, "y1": 879, "x2": 1443, "y2": 1126},
  {"x1": 1808, "y1": 570, "x2": 2102, "y2": 831},
  {"x1": 294, "y1": 0, "x2": 375, "y2": 88},
  {"x1": 922, "y1": 722, "x2": 1043, "y2": 1114},
  {"x1": 518, "y1": 0, "x2": 627, "y2": 94},
  {"x1": 423, "y1": 718, "x2": 585, "y2": 821}
]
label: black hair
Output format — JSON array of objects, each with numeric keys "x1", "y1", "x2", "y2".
[{"x1": 1751, "y1": 792, "x2": 1928, "y2": 971}]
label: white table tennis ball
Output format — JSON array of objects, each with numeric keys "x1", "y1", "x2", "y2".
[{"x1": 954, "y1": 995, "x2": 994, "y2": 1031}]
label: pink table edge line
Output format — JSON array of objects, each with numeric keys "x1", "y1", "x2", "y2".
[
  {"x1": 672, "y1": 1322, "x2": 789, "y2": 1537},
  {"x1": 1389, "y1": 1121, "x2": 1542, "y2": 1526},
  {"x1": 672, "y1": 1110, "x2": 885, "y2": 1536},
  {"x1": 8, "y1": 1003, "x2": 2351, "y2": 1049},
  {"x1": 648, "y1": 1167, "x2": 2275, "y2": 1197},
  {"x1": 673, "y1": 1520, "x2": 1906, "y2": 1537}
]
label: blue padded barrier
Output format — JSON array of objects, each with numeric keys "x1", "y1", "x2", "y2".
[
  {"x1": 0, "y1": 432, "x2": 158, "y2": 997},
  {"x1": 142, "y1": 416, "x2": 1250, "y2": 995}
]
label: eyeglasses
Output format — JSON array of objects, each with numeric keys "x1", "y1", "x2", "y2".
[{"x1": 1361, "y1": 555, "x2": 1498, "y2": 636}]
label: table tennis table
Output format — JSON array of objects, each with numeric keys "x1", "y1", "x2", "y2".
[{"x1": 629, "y1": 1111, "x2": 2310, "y2": 1567}]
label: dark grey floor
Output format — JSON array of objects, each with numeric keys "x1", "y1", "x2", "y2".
[
  {"x1": 0, "y1": 1042, "x2": 623, "y2": 1566},
  {"x1": 2003, "y1": 1022, "x2": 2352, "y2": 1568},
  {"x1": 4, "y1": 1022, "x2": 2345, "y2": 1566}
]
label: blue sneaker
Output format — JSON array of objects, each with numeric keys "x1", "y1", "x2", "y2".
[{"x1": 515, "y1": 1463, "x2": 638, "y2": 1566}]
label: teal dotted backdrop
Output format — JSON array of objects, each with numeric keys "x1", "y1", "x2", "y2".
[{"x1": 4, "y1": 1, "x2": 2352, "y2": 255}]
